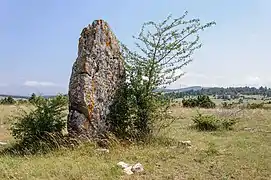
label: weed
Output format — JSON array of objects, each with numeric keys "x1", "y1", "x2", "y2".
[{"x1": 192, "y1": 111, "x2": 237, "y2": 131}]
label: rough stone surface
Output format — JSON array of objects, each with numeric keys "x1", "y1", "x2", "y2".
[
  {"x1": 117, "y1": 161, "x2": 130, "y2": 169},
  {"x1": 124, "y1": 166, "x2": 134, "y2": 175},
  {"x1": 0, "y1": 141, "x2": 7, "y2": 145},
  {"x1": 131, "y1": 163, "x2": 144, "y2": 173},
  {"x1": 68, "y1": 20, "x2": 125, "y2": 138},
  {"x1": 117, "y1": 162, "x2": 144, "y2": 175},
  {"x1": 181, "y1": 140, "x2": 192, "y2": 146}
]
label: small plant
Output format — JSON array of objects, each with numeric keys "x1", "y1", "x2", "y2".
[
  {"x1": 192, "y1": 112, "x2": 219, "y2": 130},
  {"x1": 221, "y1": 101, "x2": 238, "y2": 109},
  {"x1": 221, "y1": 102, "x2": 230, "y2": 108},
  {"x1": 238, "y1": 98, "x2": 244, "y2": 104},
  {"x1": 192, "y1": 111, "x2": 237, "y2": 131},
  {"x1": 8, "y1": 95, "x2": 68, "y2": 154},
  {"x1": 16, "y1": 99, "x2": 29, "y2": 104},
  {"x1": 205, "y1": 142, "x2": 220, "y2": 156},
  {"x1": 246, "y1": 102, "x2": 264, "y2": 109}
]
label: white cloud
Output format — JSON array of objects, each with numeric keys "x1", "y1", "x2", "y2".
[
  {"x1": 243, "y1": 76, "x2": 271, "y2": 88},
  {"x1": 167, "y1": 72, "x2": 224, "y2": 89},
  {"x1": 165, "y1": 72, "x2": 271, "y2": 89},
  {"x1": 23, "y1": 81, "x2": 59, "y2": 87},
  {"x1": 246, "y1": 76, "x2": 260, "y2": 82}
]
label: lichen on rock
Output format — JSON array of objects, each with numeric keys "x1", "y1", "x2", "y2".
[{"x1": 68, "y1": 20, "x2": 125, "y2": 138}]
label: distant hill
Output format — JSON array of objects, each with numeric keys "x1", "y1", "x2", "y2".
[
  {"x1": 155, "y1": 86, "x2": 208, "y2": 93},
  {"x1": 2, "y1": 86, "x2": 271, "y2": 99},
  {"x1": 0, "y1": 94, "x2": 29, "y2": 99},
  {"x1": 0, "y1": 94, "x2": 67, "y2": 100},
  {"x1": 0, "y1": 86, "x2": 207, "y2": 98},
  {"x1": 0, "y1": 84, "x2": 67, "y2": 98},
  {"x1": 166, "y1": 86, "x2": 271, "y2": 98}
]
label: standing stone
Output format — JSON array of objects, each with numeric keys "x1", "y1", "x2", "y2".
[{"x1": 68, "y1": 20, "x2": 125, "y2": 138}]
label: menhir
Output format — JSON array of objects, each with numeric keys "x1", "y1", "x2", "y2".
[{"x1": 68, "y1": 20, "x2": 125, "y2": 138}]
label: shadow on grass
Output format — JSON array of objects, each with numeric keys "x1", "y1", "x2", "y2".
[
  {"x1": 0, "y1": 133, "x2": 84, "y2": 156},
  {"x1": 0, "y1": 132, "x2": 182, "y2": 157}
]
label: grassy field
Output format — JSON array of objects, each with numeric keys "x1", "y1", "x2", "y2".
[
  {"x1": 0, "y1": 105, "x2": 271, "y2": 179},
  {"x1": 0, "y1": 105, "x2": 19, "y2": 141}
]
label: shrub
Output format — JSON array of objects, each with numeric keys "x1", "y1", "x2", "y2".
[
  {"x1": 182, "y1": 95, "x2": 216, "y2": 108},
  {"x1": 221, "y1": 102, "x2": 238, "y2": 109},
  {"x1": 221, "y1": 102, "x2": 230, "y2": 108},
  {"x1": 108, "y1": 83, "x2": 176, "y2": 140},
  {"x1": 238, "y1": 98, "x2": 244, "y2": 104},
  {"x1": 9, "y1": 95, "x2": 68, "y2": 153},
  {"x1": 246, "y1": 102, "x2": 264, "y2": 109},
  {"x1": 192, "y1": 111, "x2": 237, "y2": 131},
  {"x1": 16, "y1": 99, "x2": 29, "y2": 104},
  {"x1": 205, "y1": 142, "x2": 220, "y2": 156},
  {"x1": 197, "y1": 95, "x2": 216, "y2": 108},
  {"x1": 182, "y1": 98, "x2": 198, "y2": 108},
  {"x1": 0, "y1": 96, "x2": 16, "y2": 105}
]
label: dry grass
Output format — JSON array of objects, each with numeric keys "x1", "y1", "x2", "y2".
[
  {"x1": 0, "y1": 105, "x2": 271, "y2": 179},
  {"x1": 0, "y1": 104, "x2": 32, "y2": 141},
  {"x1": 0, "y1": 105, "x2": 19, "y2": 141}
]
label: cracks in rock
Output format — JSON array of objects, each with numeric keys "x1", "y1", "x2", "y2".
[
  {"x1": 95, "y1": 64, "x2": 99, "y2": 73},
  {"x1": 69, "y1": 107, "x2": 95, "y2": 133},
  {"x1": 78, "y1": 71, "x2": 92, "y2": 77}
]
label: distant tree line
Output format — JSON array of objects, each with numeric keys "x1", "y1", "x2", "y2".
[
  {"x1": 0, "y1": 96, "x2": 16, "y2": 104},
  {"x1": 167, "y1": 86, "x2": 271, "y2": 99},
  {"x1": 0, "y1": 93, "x2": 68, "y2": 105}
]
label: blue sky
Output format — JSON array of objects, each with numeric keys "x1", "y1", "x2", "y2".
[{"x1": 0, "y1": 0, "x2": 271, "y2": 95}]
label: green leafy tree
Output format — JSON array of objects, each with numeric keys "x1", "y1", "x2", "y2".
[
  {"x1": 109, "y1": 12, "x2": 215, "y2": 140},
  {"x1": 29, "y1": 93, "x2": 36, "y2": 100},
  {"x1": 28, "y1": 93, "x2": 37, "y2": 104}
]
